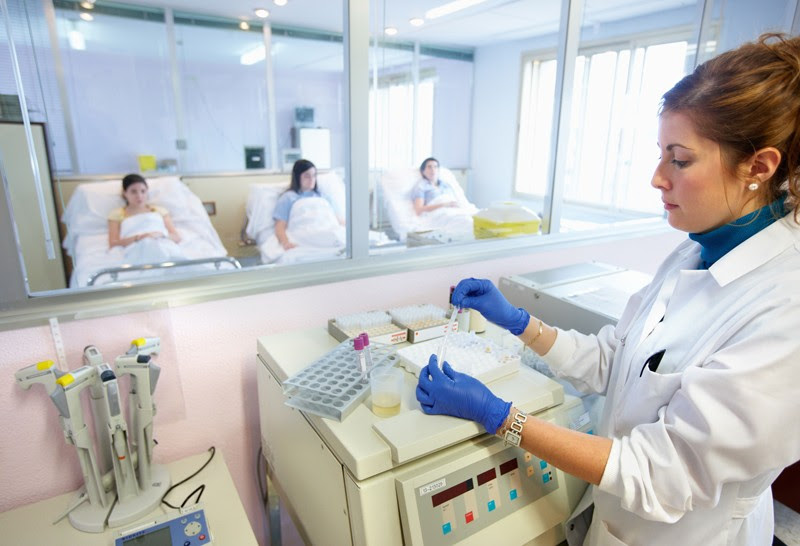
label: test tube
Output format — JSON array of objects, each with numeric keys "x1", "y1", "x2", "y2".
[
  {"x1": 353, "y1": 336, "x2": 367, "y2": 378},
  {"x1": 360, "y1": 333, "x2": 375, "y2": 372}
]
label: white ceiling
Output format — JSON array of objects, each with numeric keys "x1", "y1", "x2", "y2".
[{"x1": 107, "y1": 0, "x2": 697, "y2": 48}]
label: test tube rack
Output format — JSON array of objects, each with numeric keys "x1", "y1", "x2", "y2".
[
  {"x1": 283, "y1": 339, "x2": 399, "y2": 421},
  {"x1": 327, "y1": 310, "x2": 408, "y2": 345},
  {"x1": 388, "y1": 304, "x2": 453, "y2": 343},
  {"x1": 396, "y1": 332, "x2": 521, "y2": 384}
]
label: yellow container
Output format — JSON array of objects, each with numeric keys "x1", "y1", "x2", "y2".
[
  {"x1": 473, "y1": 202, "x2": 541, "y2": 239},
  {"x1": 137, "y1": 154, "x2": 157, "y2": 172}
]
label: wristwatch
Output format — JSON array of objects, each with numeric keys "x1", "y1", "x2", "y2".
[{"x1": 503, "y1": 411, "x2": 528, "y2": 447}]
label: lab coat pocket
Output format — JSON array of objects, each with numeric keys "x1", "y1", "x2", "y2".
[
  {"x1": 618, "y1": 369, "x2": 682, "y2": 429},
  {"x1": 594, "y1": 520, "x2": 629, "y2": 545}
]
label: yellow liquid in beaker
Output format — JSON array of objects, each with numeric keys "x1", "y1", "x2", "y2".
[{"x1": 372, "y1": 393, "x2": 401, "y2": 417}]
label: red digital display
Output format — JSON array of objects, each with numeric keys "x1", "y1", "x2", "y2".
[
  {"x1": 499, "y1": 457, "x2": 519, "y2": 476},
  {"x1": 476, "y1": 468, "x2": 496, "y2": 486},
  {"x1": 431, "y1": 479, "x2": 474, "y2": 508}
]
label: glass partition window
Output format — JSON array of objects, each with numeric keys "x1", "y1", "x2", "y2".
[
  {"x1": 1, "y1": 0, "x2": 798, "y2": 307},
  {"x1": 516, "y1": 36, "x2": 690, "y2": 227}
]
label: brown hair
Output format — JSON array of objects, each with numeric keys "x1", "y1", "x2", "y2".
[{"x1": 661, "y1": 33, "x2": 800, "y2": 219}]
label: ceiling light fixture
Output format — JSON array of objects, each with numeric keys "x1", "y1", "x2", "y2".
[
  {"x1": 273, "y1": 0, "x2": 288, "y2": 6},
  {"x1": 79, "y1": 1, "x2": 94, "y2": 9},
  {"x1": 240, "y1": 45, "x2": 266, "y2": 65},
  {"x1": 409, "y1": 17, "x2": 424, "y2": 27},
  {"x1": 239, "y1": 21, "x2": 250, "y2": 30},
  {"x1": 425, "y1": 0, "x2": 488, "y2": 20},
  {"x1": 68, "y1": 30, "x2": 86, "y2": 50},
  {"x1": 254, "y1": 8, "x2": 270, "y2": 18},
  {"x1": 79, "y1": 12, "x2": 94, "y2": 21},
  {"x1": 384, "y1": 26, "x2": 398, "y2": 36}
]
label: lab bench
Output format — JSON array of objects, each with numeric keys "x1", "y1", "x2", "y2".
[
  {"x1": 0, "y1": 449, "x2": 257, "y2": 545},
  {"x1": 257, "y1": 325, "x2": 591, "y2": 546}
]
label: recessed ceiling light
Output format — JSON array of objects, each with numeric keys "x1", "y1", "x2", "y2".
[
  {"x1": 239, "y1": 21, "x2": 250, "y2": 30},
  {"x1": 409, "y1": 17, "x2": 424, "y2": 27},
  {"x1": 426, "y1": 0, "x2": 488, "y2": 20},
  {"x1": 254, "y1": 8, "x2": 270, "y2": 18},
  {"x1": 384, "y1": 26, "x2": 398, "y2": 36},
  {"x1": 274, "y1": 0, "x2": 288, "y2": 6},
  {"x1": 79, "y1": 12, "x2": 94, "y2": 21},
  {"x1": 79, "y1": 1, "x2": 94, "y2": 9}
]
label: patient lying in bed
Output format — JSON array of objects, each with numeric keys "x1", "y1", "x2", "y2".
[
  {"x1": 108, "y1": 173, "x2": 187, "y2": 265},
  {"x1": 262, "y1": 159, "x2": 346, "y2": 264}
]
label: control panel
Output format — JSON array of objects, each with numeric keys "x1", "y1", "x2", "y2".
[
  {"x1": 400, "y1": 446, "x2": 559, "y2": 544},
  {"x1": 114, "y1": 504, "x2": 211, "y2": 546}
]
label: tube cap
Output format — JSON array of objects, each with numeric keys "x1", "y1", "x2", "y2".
[
  {"x1": 361, "y1": 333, "x2": 370, "y2": 346},
  {"x1": 353, "y1": 337, "x2": 364, "y2": 350}
]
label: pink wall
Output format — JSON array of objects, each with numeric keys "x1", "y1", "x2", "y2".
[{"x1": 0, "y1": 229, "x2": 683, "y2": 544}]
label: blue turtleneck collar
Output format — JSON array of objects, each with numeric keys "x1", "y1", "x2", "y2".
[{"x1": 688, "y1": 196, "x2": 787, "y2": 269}]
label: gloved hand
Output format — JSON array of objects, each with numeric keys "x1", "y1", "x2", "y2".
[
  {"x1": 416, "y1": 355, "x2": 511, "y2": 434},
  {"x1": 452, "y1": 278, "x2": 530, "y2": 335}
]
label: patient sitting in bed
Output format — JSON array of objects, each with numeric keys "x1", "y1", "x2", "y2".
[
  {"x1": 108, "y1": 173, "x2": 185, "y2": 264},
  {"x1": 412, "y1": 157, "x2": 461, "y2": 215},
  {"x1": 273, "y1": 159, "x2": 345, "y2": 250}
]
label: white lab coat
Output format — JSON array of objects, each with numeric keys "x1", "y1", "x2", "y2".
[{"x1": 542, "y1": 215, "x2": 800, "y2": 545}]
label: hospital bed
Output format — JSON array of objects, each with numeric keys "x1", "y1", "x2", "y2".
[
  {"x1": 244, "y1": 171, "x2": 391, "y2": 264},
  {"x1": 378, "y1": 166, "x2": 478, "y2": 244},
  {"x1": 62, "y1": 176, "x2": 239, "y2": 287}
]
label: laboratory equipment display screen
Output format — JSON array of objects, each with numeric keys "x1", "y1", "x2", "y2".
[
  {"x1": 123, "y1": 526, "x2": 171, "y2": 545},
  {"x1": 407, "y1": 446, "x2": 560, "y2": 544}
]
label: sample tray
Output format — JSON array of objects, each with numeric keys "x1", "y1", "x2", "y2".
[
  {"x1": 327, "y1": 318, "x2": 408, "y2": 345},
  {"x1": 389, "y1": 304, "x2": 452, "y2": 343},
  {"x1": 396, "y1": 332, "x2": 520, "y2": 384},
  {"x1": 284, "y1": 339, "x2": 399, "y2": 421}
]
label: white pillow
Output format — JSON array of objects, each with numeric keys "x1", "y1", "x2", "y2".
[
  {"x1": 245, "y1": 183, "x2": 284, "y2": 244},
  {"x1": 62, "y1": 176, "x2": 189, "y2": 237},
  {"x1": 316, "y1": 170, "x2": 346, "y2": 218}
]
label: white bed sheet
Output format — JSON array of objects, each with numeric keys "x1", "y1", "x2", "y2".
[
  {"x1": 378, "y1": 166, "x2": 478, "y2": 242},
  {"x1": 63, "y1": 177, "x2": 233, "y2": 287}
]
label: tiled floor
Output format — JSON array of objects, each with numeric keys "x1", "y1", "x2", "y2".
[{"x1": 272, "y1": 500, "x2": 800, "y2": 545}]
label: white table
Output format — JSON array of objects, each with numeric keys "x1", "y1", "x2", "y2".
[{"x1": 0, "y1": 450, "x2": 257, "y2": 545}]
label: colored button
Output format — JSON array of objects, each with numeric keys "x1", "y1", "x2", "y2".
[
  {"x1": 488, "y1": 500, "x2": 496, "y2": 512},
  {"x1": 465, "y1": 511, "x2": 474, "y2": 524},
  {"x1": 442, "y1": 522, "x2": 452, "y2": 535},
  {"x1": 524, "y1": 453, "x2": 532, "y2": 462},
  {"x1": 540, "y1": 460, "x2": 548, "y2": 470},
  {"x1": 199, "y1": 534, "x2": 206, "y2": 541},
  {"x1": 543, "y1": 474, "x2": 550, "y2": 483},
  {"x1": 587, "y1": 429, "x2": 594, "y2": 435},
  {"x1": 509, "y1": 489, "x2": 518, "y2": 500},
  {"x1": 526, "y1": 465, "x2": 534, "y2": 477}
]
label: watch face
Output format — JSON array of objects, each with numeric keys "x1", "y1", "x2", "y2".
[{"x1": 505, "y1": 430, "x2": 522, "y2": 447}]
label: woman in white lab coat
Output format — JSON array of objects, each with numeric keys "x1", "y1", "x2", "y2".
[{"x1": 416, "y1": 33, "x2": 800, "y2": 545}]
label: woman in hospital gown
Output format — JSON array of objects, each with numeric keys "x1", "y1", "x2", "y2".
[
  {"x1": 415, "y1": 33, "x2": 800, "y2": 545},
  {"x1": 272, "y1": 159, "x2": 344, "y2": 252},
  {"x1": 412, "y1": 157, "x2": 460, "y2": 215},
  {"x1": 108, "y1": 173, "x2": 185, "y2": 265}
]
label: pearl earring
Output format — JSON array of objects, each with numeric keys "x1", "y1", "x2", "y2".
[{"x1": 748, "y1": 182, "x2": 759, "y2": 191}]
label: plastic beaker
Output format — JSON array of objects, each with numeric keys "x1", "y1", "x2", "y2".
[{"x1": 370, "y1": 367, "x2": 403, "y2": 417}]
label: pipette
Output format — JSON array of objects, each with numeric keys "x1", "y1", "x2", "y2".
[{"x1": 437, "y1": 308, "x2": 460, "y2": 368}]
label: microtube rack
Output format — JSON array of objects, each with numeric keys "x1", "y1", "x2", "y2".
[
  {"x1": 389, "y1": 304, "x2": 452, "y2": 343},
  {"x1": 328, "y1": 310, "x2": 407, "y2": 344},
  {"x1": 396, "y1": 332, "x2": 520, "y2": 384},
  {"x1": 283, "y1": 339, "x2": 399, "y2": 421}
]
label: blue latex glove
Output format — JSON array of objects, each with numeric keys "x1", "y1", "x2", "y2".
[
  {"x1": 416, "y1": 355, "x2": 511, "y2": 434},
  {"x1": 452, "y1": 278, "x2": 530, "y2": 335}
]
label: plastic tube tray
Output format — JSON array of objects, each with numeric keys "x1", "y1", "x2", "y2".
[
  {"x1": 396, "y1": 332, "x2": 520, "y2": 384},
  {"x1": 283, "y1": 339, "x2": 399, "y2": 421}
]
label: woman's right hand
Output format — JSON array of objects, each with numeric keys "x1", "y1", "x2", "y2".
[
  {"x1": 280, "y1": 239, "x2": 296, "y2": 250},
  {"x1": 452, "y1": 278, "x2": 530, "y2": 335}
]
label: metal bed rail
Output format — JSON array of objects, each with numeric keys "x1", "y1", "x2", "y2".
[{"x1": 87, "y1": 256, "x2": 241, "y2": 286}]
